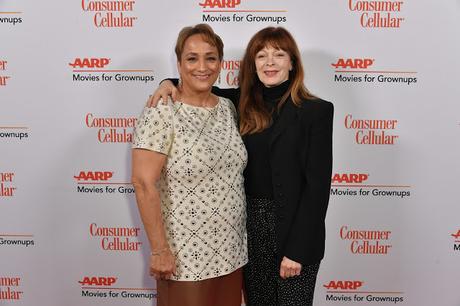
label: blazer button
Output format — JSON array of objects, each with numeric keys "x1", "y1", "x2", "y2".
[
  {"x1": 274, "y1": 171, "x2": 280, "y2": 177},
  {"x1": 276, "y1": 183, "x2": 281, "y2": 187},
  {"x1": 278, "y1": 193, "x2": 284, "y2": 197}
]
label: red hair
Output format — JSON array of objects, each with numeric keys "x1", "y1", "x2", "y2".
[{"x1": 238, "y1": 27, "x2": 314, "y2": 135}]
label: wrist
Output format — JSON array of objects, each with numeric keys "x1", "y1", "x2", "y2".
[{"x1": 150, "y1": 247, "x2": 169, "y2": 256}]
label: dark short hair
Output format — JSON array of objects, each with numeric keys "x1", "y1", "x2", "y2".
[{"x1": 175, "y1": 23, "x2": 224, "y2": 61}]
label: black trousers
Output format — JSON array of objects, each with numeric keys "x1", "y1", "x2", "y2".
[{"x1": 244, "y1": 197, "x2": 320, "y2": 306}]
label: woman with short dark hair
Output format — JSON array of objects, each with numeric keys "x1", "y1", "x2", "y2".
[{"x1": 132, "y1": 24, "x2": 247, "y2": 306}]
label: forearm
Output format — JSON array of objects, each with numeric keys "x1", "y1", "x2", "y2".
[
  {"x1": 162, "y1": 78, "x2": 240, "y2": 104},
  {"x1": 133, "y1": 181, "x2": 169, "y2": 252}
]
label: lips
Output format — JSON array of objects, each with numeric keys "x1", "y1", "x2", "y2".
[
  {"x1": 264, "y1": 70, "x2": 278, "y2": 77},
  {"x1": 193, "y1": 74, "x2": 211, "y2": 80}
]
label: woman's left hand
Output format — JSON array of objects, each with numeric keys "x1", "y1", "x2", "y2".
[{"x1": 279, "y1": 256, "x2": 302, "y2": 279}]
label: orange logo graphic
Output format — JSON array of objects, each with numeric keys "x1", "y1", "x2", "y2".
[
  {"x1": 74, "y1": 171, "x2": 114, "y2": 181},
  {"x1": 324, "y1": 280, "x2": 364, "y2": 290},
  {"x1": 332, "y1": 173, "x2": 369, "y2": 184},
  {"x1": 79, "y1": 276, "x2": 117, "y2": 286},
  {"x1": 199, "y1": 0, "x2": 241, "y2": 8},
  {"x1": 69, "y1": 58, "x2": 110, "y2": 69},
  {"x1": 332, "y1": 58, "x2": 374, "y2": 69}
]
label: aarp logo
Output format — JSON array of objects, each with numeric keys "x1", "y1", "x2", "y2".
[
  {"x1": 199, "y1": 0, "x2": 241, "y2": 8},
  {"x1": 332, "y1": 58, "x2": 374, "y2": 69}
]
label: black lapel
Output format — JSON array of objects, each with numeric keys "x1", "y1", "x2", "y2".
[{"x1": 269, "y1": 101, "x2": 299, "y2": 149}]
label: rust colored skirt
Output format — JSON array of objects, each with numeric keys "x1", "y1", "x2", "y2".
[{"x1": 157, "y1": 268, "x2": 243, "y2": 306}]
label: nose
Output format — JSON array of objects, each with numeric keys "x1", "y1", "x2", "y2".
[
  {"x1": 265, "y1": 54, "x2": 274, "y2": 66},
  {"x1": 198, "y1": 58, "x2": 207, "y2": 71}
]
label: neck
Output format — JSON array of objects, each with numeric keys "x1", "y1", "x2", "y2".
[
  {"x1": 178, "y1": 83, "x2": 214, "y2": 107},
  {"x1": 262, "y1": 79, "x2": 291, "y2": 101}
]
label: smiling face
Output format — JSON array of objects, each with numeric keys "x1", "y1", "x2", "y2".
[
  {"x1": 177, "y1": 34, "x2": 221, "y2": 94},
  {"x1": 255, "y1": 45, "x2": 292, "y2": 88}
]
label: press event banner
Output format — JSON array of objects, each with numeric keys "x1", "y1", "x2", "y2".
[{"x1": 1, "y1": 0, "x2": 459, "y2": 305}]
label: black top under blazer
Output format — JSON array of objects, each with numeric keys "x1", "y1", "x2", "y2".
[{"x1": 170, "y1": 81, "x2": 334, "y2": 265}]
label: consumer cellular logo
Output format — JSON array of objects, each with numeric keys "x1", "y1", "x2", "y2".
[
  {"x1": 89, "y1": 223, "x2": 142, "y2": 251},
  {"x1": 0, "y1": 277, "x2": 24, "y2": 300},
  {"x1": 0, "y1": 172, "x2": 17, "y2": 197},
  {"x1": 0, "y1": 60, "x2": 11, "y2": 86},
  {"x1": 79, "y1": 275, "x2": 156, "y2": 300},
  {"x1": 339, "y1": 225, "x2": 393, "y2": 255},
  {"x1": 199, "y1": 0, "x2": 287, "y2": 24},
  {"x1": 330, "y1": 172, "x2": 411, "y2": 199},
  {"x1": 81, "y1": 0, "x2": 138, "y2": 28},
  {"x1": 332, "y1": 58, "x2": 417, "y2": 85},
  {"x1": 216, "y1": 59, "x2": 240, "y2": 87},
  {"x1": 85, "y1": 113, "x2": 136, "y2": 143},
  {"x1": 323, "y1": 279, "x2": 404, "y2": 303},
  {"x1": 348, "y1": 0, "x2": 405, "y2": 28},
  {"x1": 344, "y1": 114, "x2": 399, "y2": 145},
  {"x1": 69, "y1": 57, "x2": 154, "y2": 83}
]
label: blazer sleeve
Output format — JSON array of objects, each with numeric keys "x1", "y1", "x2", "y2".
[
  {"x1": 164, "y1": 78, "x2": 240, "y2": 106},
  {"x1": 284, "y1": 100, "x2": 334, "y2": 264}
]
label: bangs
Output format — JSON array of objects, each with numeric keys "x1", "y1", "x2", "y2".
[{"x1": 253, "y1": 30, "x2": 292, "y2": 54}]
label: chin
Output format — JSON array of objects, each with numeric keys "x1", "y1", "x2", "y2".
[
  {"x1": 191, "y1": 84, "x2": 213, "y2": 92},
  {"x1": 262, "y1": 80, "x2": 280, "y2": 87}
]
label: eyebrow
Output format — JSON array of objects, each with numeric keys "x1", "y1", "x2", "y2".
[{"x1": 183, "y1": 51, "x2": 218, "y2": 56}]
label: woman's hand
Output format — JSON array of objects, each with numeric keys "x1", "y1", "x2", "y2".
[
  {"x1": 147, "y1": 80, "x2": 178, "y2": 107},
  {"x1": 149, "y1": 249, "x2": 177, "y2": 280},
  {"x1": 279, "y1": 256, "x2": 302, "y2": 279}
]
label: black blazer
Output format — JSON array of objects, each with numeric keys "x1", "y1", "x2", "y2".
[
  {"x1": 171, "y1": 81, "x2": 334, "y2": 265},
  {"x1": 268, "y1": 97, "x2": 333, "y2": 265}
]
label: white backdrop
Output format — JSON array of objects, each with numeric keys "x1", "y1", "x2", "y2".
[{"x1": 1, "y1": 0, "x2": 460, "y2": 305}]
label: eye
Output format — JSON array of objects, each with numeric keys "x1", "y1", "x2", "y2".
[
  {"x1": 256, "y1": 53, "x2": 266, "y2": 59},
  {"x1": 275, "y1": 52, "x2": 286, "y2": 57},
  {"x1": 207, "y1": 56, "x2": 218, "y2": 62},
  {"x1": 186, "y1": 57, "x2": 197, "y2": 62}
]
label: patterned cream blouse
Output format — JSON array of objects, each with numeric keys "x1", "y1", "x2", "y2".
[{"x1": 132, "y1": 97, "x2": 248, "y2": 281}]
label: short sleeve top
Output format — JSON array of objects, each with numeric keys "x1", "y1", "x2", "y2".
[{"x1": 132, "y1": 97, "x2": 248, "y2": 281}]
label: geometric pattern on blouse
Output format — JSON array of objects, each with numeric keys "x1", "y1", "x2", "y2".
[{"x1": 133, "y1": 97, "x2": 248, "y2": 281}]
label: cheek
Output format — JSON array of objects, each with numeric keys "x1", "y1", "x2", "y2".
[
  {"x1": 255, "y1": 70, "x2": 264, "y2": 82},
  {"x1": 282, "y1": 61, "x2": 292, "y2": 74},
  {"x1": 287, "y1": 59, "x2": 293, "y2": 71},
  {"x1": 212, "y1": 62, "x2": 221, "y2": 72},
  {"x1": 255, "y1": 62, "x2": 264, "y2": 74}
]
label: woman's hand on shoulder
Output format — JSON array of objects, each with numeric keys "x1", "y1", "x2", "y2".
[{"x1": 147, "y1": 80, "x2": 178, "y2": 108}]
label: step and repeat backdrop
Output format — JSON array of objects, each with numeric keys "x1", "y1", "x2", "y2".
[{"x1": 1, "y1": 0, "x2": 459, "y2": 305}]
